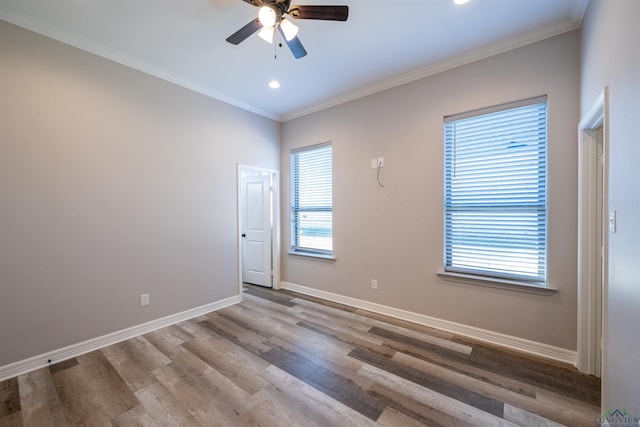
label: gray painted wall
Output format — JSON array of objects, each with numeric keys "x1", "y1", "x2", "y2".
[
  {"x1": 0, "y1": 21, "x2": 280, "y2": 366},
  {"x1": 281, "y1": 31, "x2": 581, "y2": 351},
  {"x1": 580, "y1": 0, "x2": 640, "y2": 413}
]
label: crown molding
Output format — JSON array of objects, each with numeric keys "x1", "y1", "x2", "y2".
[
  {"x1": 1, "y1": 11, "x2": 583, "y2": 124},
  {"x1": 0, "y1": 14, "x2": 280, "y2": 121},
  {"x1": 280, "y1": 19, "x2": 581, "y2": 122}
]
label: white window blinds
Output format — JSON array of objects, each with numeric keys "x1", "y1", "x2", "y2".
[
  {"x1": 291, "y1": 143, "x2": 333, "y2": 255},
  {"x1": 444, "y1": 96, "x2": 548, "y2": 284}
]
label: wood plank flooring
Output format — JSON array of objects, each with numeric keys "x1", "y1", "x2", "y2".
[{"x1": 0, "y1": 285, "x2": 601, "y2": 426}]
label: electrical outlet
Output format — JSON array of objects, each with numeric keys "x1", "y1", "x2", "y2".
[
  {"x1": 377, "y1": 157, "x2": 384, "y2": 167},
  {"x1": 371, "y1": 279, "x2": 378, "y2": 290},
  {"x1": 140, "y1": 293, "x2": 150, "y2": 307}
]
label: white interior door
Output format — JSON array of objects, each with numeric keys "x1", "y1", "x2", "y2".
[
  {"x1": 595, "y1": 128, "x2": 605, "y2": 377},
  {"x1": 242, "y1": 175, "x2": 272, "y2": 287}
]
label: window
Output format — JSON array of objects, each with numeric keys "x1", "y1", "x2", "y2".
[
  {"x1": 291, "y1": 143, "x2": 333, "y2": 256},
  {"x1": 443, "y1": 96, "x2": 548, "y2": 285}
]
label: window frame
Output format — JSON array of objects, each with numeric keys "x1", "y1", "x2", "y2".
[
  {"x1": 442, "y1": 96, "x2": 549, "y2": 288},
  {"x1": 289, "y1": 142, "x2": 334, "y2": 259}
]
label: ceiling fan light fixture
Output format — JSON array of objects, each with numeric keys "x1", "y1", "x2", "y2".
[
  {"x1": 258, "y1": 6, "x2": 277, "y2": 27},
  {"x1": 225, "y1": 2, "x2": 349, "y2": 59},
  {"x1": 258, "y1": 26, "x2": 275, "y2": 43},
  {"x1": 280, "y1": 18, "x2": 299, "y2": 41}
]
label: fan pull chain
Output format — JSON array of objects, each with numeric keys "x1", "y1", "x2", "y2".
[
  {"x1": 273, "y1": 27, "x2": 277, "y2": 59},
  {"x1": 274, "y1": 26, "x2": 282, "y2": 59}
]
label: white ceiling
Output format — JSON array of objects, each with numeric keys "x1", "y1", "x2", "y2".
[{"x1": 0, "y1": 0, "x2": 588, "y2": 121}]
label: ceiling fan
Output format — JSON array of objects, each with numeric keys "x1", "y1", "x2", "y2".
[{"x1": 226, "y1": 0, "x2": 349, "y2": 59}]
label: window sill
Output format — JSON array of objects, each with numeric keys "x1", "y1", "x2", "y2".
[
  {"x1": 288, "y1": 251, "x2": 336, "y2": 262},
  {"x1": 287, "y1": 252, "x2": 336, "y2": 262},
  {"x1": 436, "y1": 271, "x2": 558, "y2": 295}
]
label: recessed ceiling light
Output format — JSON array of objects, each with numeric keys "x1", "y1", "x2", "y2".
[
  {"x1": 268, "y1": 80, "x2": 281, "y2": 89},
  {"x1": 454, "y1": 0, "x2": 470, "y2": 4}
]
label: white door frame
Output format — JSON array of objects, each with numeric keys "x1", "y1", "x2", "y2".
[
  {"x1": 237, "y1": 164, "x2": 280, "y2": 298},
  {"x1": 576, "y1": 87, "x2": 609, "y2": 376}
]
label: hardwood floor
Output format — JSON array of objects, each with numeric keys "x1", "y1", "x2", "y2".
[{"x1": 0, "y1": 285, "x2": 601, "y2": 426}]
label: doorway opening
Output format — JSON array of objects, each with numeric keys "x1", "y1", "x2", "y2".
[
  {"x1": 237, "y1": 165, "x2": 280, "y2": 295},
  {"x1": 577, "y1": 88, "x2": 609, "y2": 378}
]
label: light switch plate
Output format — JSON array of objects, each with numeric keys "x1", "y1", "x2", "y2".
[{"x1": 609, "y1": 210, "x2": 617, "y2": 233}]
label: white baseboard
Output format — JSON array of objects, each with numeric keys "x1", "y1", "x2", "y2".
[
  {"x1": 280, "y1": 281, "x2": 577, "y2": 365},
  {"x1": 0, "y1": 294, "x2": 241, "y2": 382}
]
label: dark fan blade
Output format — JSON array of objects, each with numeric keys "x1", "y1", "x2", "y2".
[
  {"x1": 279, "y1": 26, "x2": 307, "y2": 59},
  {"x1": 226, "y1": 18, "x2": 262, "y2": 45},
  {"x1": 241, "y1": 0, "x2": 262, "y2": 6},
  {"x1": 288, "y1": 5, "x2": 348, "y2": 21}
]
